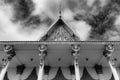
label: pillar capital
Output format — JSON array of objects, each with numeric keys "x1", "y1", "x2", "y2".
[
  {"x1": 38, "y1": 45, "x2": 47, "y2": 52},
  {"x1": 38, "y1": 45, "x2": 47, "y2": 57},
  {"x1": 71, "y1": 44, "x2": 80, "y2": 58},
  {"x1": 38, "y1": 45, "x2": 47, "y2": 66},
  {"x1": 4, "y1": 45, "x2": 16, "y2": 61},
  {"x1": 103, "y1": 44, "x2": 114, "y2": 60},
  {"x1": 71, "y1": 44, "x2": 80, "y2": 52}
]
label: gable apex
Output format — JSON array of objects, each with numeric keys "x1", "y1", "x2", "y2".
[{"x1": 40, "y1": 18, "x2": 80, "y2": 41}]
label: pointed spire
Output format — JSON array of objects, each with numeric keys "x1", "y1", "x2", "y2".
[{"x1": 58, "y1": 0, "x2": 62, "y2": 18}]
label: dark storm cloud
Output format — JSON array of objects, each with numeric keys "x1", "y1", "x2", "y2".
[
  {"x1": 5, "y1": 0, "x2": 55, "y2": 30},
  {"x1": 62, "y1": 0, "x2": 120, "y2": 40},
  {"x1": 23, "y1": 15, "x2": 53, "y2": 28},
  {"x1": 87, "y1": 0, "x2": 120, "y2": 40},
  {"x1": 13, "y1": 0, "x2": 35, "y2": 21}
]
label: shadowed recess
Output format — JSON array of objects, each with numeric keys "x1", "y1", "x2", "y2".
[
  {"x1": 52, "y1": 67, "x2": 68, "y2": 80},
  {"x1": 25, "y1": 67, "x2": 37, "y2": 80},
  {"x1": 81, "y1": 67, "x2": 95, "y2": 80},
  {"x1": 110, "y1": 74, "x2": 115, "y2": 80},
  {"x1": 4, "y1": 72, "x2": 9, "y2": 80}
]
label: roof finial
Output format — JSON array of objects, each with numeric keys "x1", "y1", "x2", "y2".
[{"x1": 58, "y1": 0, "x2": 62, "y2": 18}]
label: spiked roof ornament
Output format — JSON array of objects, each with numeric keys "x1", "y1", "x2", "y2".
[{"x1": 59, "y1": 0, "x2": 62, "y2": 18}]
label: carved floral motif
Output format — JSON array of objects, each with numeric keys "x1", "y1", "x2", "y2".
[{"x1": 47, "y1": 26, "x2": 74, "y2": 41}]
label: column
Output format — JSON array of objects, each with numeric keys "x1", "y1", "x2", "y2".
[
  {"x1": 0, "y1": 45, "x2": 16, "y2": 80},
  {"x1": 103, "y1": 44, "x2": 119, "y2": 80},
  {"x1": 38, "y1": 45, "x2": 47, "y2": 80},
  {"x1": 71, "y1": 44, "x2": 80, "y2": 80}
]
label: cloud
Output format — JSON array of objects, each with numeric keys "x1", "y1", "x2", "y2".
[
  {"x1": 86, "y1": 0, "x2": 96, "y2": 7},
  {"x1": 104, "y1": 30, "x2": 120, "y2": 41},
  {"x1": 0, "y1": 0, "x2": 49, "y2": 41},
  {"x1": 1, "y1": 0, "x2": 120, "y2": 41},
  {"x1": 70, "y1": 21, "x2": 91, "y2": 41},
  {"x1": 62, "y1": 0, "x2": 120, "y2": 41},
  {"x1": 62, "y1": 9, "x2": 74, "y2": 21},
  {"x1": 32, "y1": 0, "x2": 46, "y2": 15}
]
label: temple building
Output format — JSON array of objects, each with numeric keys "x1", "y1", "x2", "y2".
[{"x1": 0, "y1": 14, "x2": 120, "y2": 80}]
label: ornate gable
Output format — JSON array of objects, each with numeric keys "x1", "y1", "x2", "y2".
[
  {"x1": 40, "y1": 18, "x2": 80, "y2": 41},
  {"x1": 47, "y1": 26, "x2": 74, "y2": 41}
]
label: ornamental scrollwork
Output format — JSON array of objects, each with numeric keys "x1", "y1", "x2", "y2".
[
  {"x1": 48, "y1": 27, "x2": 74, "y2": 41},
  {"x1": 38, "y1": 45, "x2": 47, "y2": 66},
  {"x1": 103, "y1": 44, "x2": 114, "y2": 60},
  {"x1": 4, "y1": 45, "x2": 16, "y2": 61},
  {"x1": 71, "y1": 44, "x2": 80, "y2": 58}
]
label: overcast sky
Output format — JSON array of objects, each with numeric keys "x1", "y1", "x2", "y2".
[{"x1": 0, "y1": 0, "x2": 120, "y2": 41}]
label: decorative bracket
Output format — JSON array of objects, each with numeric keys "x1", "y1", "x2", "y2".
[
  {"x1": 71, "y1": 44, "x2": 80, "y2": 66},
  {"x1": 71, "y1": 44, "x2": 80, "y2": 58},
  {"x1": 4, "y1": 45, "x2": 16, "y2": 61},
  {"x1": 103, "y1": 44, "x2": 114, "y2": 60},
  {"x1": 38, "y1": 45, "x2": 47, "y2": 67}
]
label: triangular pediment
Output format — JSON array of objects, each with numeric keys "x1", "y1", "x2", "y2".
[{"x1": 40, "y1": 18, "x2": 80, "y2": 41}]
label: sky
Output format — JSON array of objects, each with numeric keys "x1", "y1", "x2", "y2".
[{"x1": 0, "y1": 0, "x2": 120, "y2": 41}]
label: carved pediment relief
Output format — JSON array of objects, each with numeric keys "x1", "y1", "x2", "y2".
[
  {"x1": 47, "y1": 26, "x2": 74, "y2": 41},
  {"x1": 40, "y1": 18, "x2": 80, "y2": 41}
]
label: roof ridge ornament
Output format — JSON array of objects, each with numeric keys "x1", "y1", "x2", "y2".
[{"x1": 58, "y1": 0, "x2": 62, "y2": 19}]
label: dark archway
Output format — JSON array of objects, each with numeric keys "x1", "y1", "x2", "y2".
[{"x1": 25, "y1": 67, "x2": 37, "y2": 80}]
